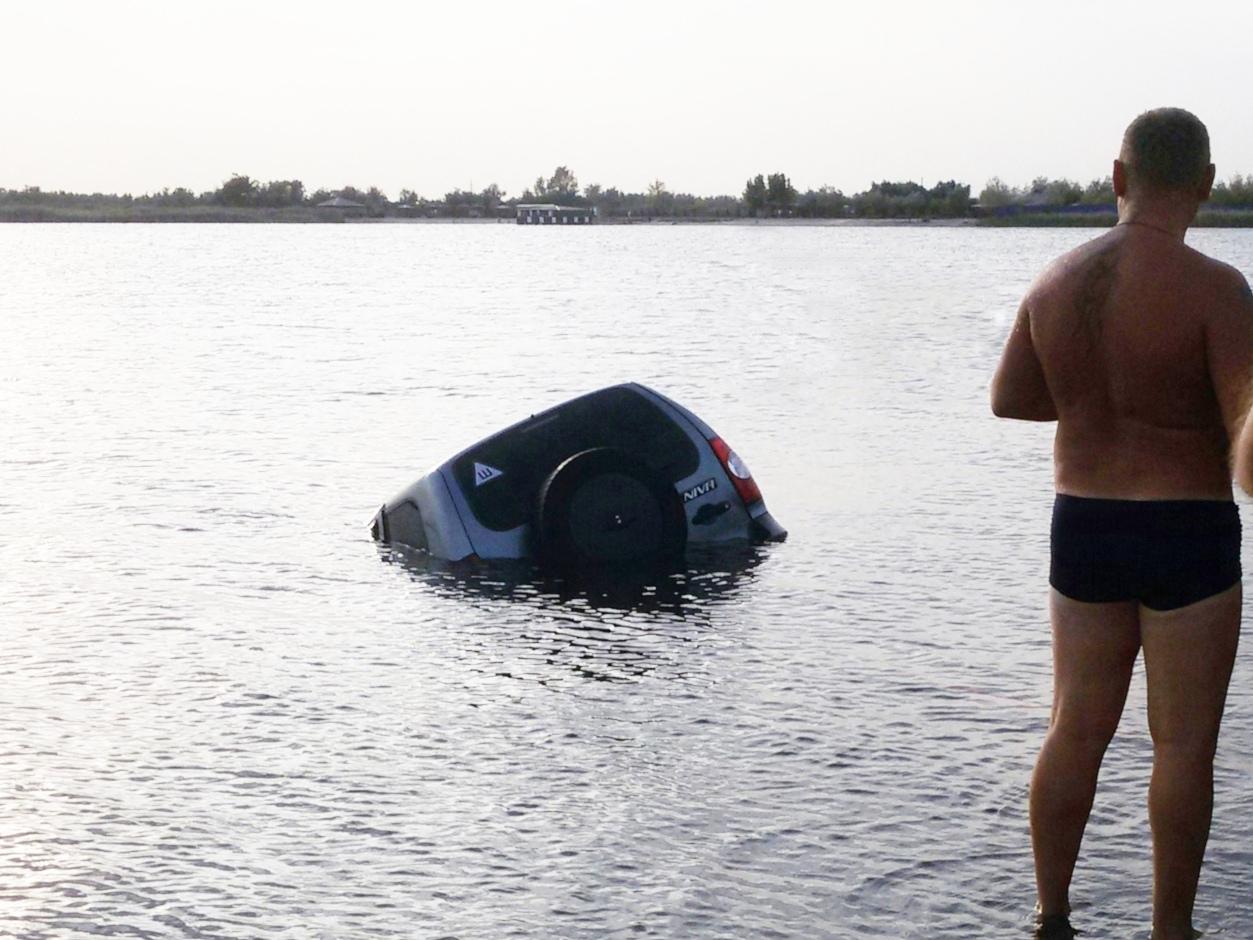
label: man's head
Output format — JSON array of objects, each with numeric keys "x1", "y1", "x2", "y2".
[{"x1": 1115, "y1": 108, "x2": 1214, "y2": 200}]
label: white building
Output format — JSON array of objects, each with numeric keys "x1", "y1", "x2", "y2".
[{"x1": 516, "y1": 204, "x2": 594, "y2": 225}]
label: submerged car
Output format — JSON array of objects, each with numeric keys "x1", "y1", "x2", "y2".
[{"x1": 370, "y1": 383, "x2": 786, "y2": 568}]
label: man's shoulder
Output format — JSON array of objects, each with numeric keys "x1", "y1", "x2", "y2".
[
  {"x1": 1029, "y1": 234, "x2": 1249, "y2": 308},
  {"x1": 1204, "y1": 254, "x2": 1251, "y2": 294},
  {"x1": 1184, "y1": 250, "x2": 1253, "y2": 309},
  {"x1": 1026, "y1": 233, "x2": 1118, "y2": 305}
]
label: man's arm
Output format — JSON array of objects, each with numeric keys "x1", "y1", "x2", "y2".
[
  {"x1": 991, "y1": 299, "x2": 1057, "y2": 421},
  {"x1": 1215, "y1": 272, "x2": 1253, "y2": 491}
]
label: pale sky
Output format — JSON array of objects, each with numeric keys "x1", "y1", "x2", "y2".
[{"x1": 4, "y1": 0, "x2": 1252, "y2": 200}]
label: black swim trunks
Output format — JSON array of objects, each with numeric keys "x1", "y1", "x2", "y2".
[{"x1": 1050, "y1": 495, "x2": 1242, "y2": 611}]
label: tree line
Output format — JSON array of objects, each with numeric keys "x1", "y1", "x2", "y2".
[
  {"x1": 5, "y1": 167, "x2": 1253, "y2": 221},
  {"x1": 979, "y1": 174, "x2": 1253, "y2": 211},
  {"x1": 511, "y1": 167, "x2": 975, "y2": 219}
]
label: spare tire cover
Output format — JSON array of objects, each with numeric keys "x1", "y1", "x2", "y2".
[{"x1": 536, "y1": 448, "x2": 686, "y2": 568}]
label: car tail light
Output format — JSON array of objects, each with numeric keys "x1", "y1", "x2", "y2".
[{"x1": 709, "y1": 437, "x2": 763, "y2": 506}]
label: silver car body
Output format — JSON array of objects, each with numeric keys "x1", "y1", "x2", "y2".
[{"x1": 371, "y1": 383, "x2": 784, "y2": 561}]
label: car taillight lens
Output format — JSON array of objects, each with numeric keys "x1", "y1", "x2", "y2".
[{"x1": 709, "y1": 436, "x2": 763, "y2": 506}]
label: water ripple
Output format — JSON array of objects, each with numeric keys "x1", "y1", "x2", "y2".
[{"x1": 2, "y1": 225, "x2": 1252, "y2": 937}]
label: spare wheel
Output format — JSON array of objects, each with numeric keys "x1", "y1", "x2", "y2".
[{"x1": 535, "y1": 448, "x2": 686, "y2": 568}]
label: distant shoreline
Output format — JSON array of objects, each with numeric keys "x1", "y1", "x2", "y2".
[{"x1": 2, "y1": 207, "x2": 1252, "y2": 227}]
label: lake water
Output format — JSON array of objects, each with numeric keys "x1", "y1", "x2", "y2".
[{"x1": 2, "y1": 222, "x2": 1251, "y2": 939}]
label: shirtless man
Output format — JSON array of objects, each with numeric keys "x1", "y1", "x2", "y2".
[{"x1": 991, "y1": 108, "x2": 1253, "y2": 940}]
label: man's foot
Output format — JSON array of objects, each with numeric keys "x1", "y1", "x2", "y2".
[{"x1": 1034, "y1": 911, "x2": 1079, "y2": 939}]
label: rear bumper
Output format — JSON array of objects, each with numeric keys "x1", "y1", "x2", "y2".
[{"x1": 750, "y1": 510, "x2": 787, "y2": 543}]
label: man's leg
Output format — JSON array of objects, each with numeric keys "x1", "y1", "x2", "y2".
[
  {"x1": 1032, "y1": 590, "x2": 1141, "y2": 918},
  {"x1": 1141, "y1": 583, "x2": 1241, "y2": 940}
]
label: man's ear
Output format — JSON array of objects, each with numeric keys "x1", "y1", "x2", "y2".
[
  {"x1": 1199, "y1": 163, "x2": 1216, "y2": 201},
  {"x1": 1112, "y1": 159, "x2": 1128, "y2": 197}
]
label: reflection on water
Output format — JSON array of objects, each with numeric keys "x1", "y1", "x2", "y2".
[
  {"x1": 2, "y1": 224, "x2": 1252, "y2": 939},
  {"x1": 381, "y1": 542, "x2": 767, "y2": 613},
  {"x1": 379, "y1": 544, "x2": 769, "y2": 684}
]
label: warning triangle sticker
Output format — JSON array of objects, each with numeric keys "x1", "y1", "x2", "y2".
[{"x1": 474, "y1": 462, "x2": 504, "y2": 486}]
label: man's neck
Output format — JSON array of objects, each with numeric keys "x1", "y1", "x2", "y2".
[{"x1": 1116, "y1": 194, "x2": 1199, "y2": 240}]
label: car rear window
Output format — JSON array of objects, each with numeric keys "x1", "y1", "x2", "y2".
[{"x1": 451, "y1": 386, "x2": 701, "y2": 531}]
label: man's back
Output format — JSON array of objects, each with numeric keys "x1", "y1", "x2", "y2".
[{"x1": 1025, "y1": 225, "x2": 1251, "y2": 499}]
